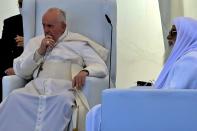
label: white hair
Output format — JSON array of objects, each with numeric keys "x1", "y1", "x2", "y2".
[{"x1": 46, "y1": 8, "x2": 66, "y2": 24}]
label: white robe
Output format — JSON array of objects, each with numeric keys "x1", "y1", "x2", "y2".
[
  {"x1": 155, "y1": 17, "x2": 197, "y2": 89},
  {"x1": 0, "y1": 31, "x2": 108, "y2": 131}
]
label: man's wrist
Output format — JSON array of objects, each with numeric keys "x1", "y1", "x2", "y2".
[
  {"x1": 81, "y1": 69, "x2": 89, "y2": 76},
  {"x1": 37, "y1": 48, "x2": 45, "y2": 56},
  {"x1": 33, "y1": 50, "x2": 44, "y2": 63}
]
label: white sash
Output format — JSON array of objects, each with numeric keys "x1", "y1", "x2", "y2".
[{"x1": 38, "y1": 60, "x2": 72, "y2": 80}]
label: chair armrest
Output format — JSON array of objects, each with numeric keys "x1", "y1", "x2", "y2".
[
  {"x1": 101, "y1": 88, "x2": 197, "y2": 131},
  {"x1": 2, "y1": 75, "x2": 27, "y2": 99},
  {"x1": 82, "y1": 76, "x2": 110, "y2": 108},
  {"x1": 2, "y1": 75, "x2": 110, "y2": 107}
]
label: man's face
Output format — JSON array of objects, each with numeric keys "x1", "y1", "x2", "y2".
[
  {"x1": 167, "y1": 25, "x2": 177, "y2": 47},
  {"x1": 163, "y1": 25, "x2": 177, "y2": 63},
  {"x1": 42, "y1": 11, "x2": 66, "y2": 42}
]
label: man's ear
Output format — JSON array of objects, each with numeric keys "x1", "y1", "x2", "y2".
[{"x1": 62, "y1": 22, "x2": 66, "y2": 29}]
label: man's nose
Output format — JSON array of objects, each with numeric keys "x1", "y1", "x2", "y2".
[
  {"x1": 167, "y1": 35, "x2": 170, "y2": 40},
  {"x1": 167, "y1": 33, "x2": 172, "y2": 40}
]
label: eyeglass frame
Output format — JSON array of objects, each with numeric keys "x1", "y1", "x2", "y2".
[{"x1": 169, "y1": 30, "x2": 177, "y2": 37}]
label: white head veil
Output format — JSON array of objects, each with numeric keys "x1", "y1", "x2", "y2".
[{"x1": 155, "y1": 17, "x2": 197, "y2": 88}]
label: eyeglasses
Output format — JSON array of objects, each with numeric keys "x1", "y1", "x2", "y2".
[{"x1": 169, "y1": 30, "x2": 177, "y2": 37}]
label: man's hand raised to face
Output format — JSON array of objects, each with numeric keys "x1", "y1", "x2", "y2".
[{"x1": 38, "y1": 35, "x2": 56, "y2": 55}]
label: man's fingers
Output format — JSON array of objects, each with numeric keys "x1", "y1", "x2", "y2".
[
  {"x1": 76, "y1": 77, "x2": 81, "y2": 88},
  {"x1": 72, "y1": 76, "x2": 84, "y2": 89},
  {"x1": 72, "y1": 71, "x2": 88, "y2": 89},
  {"x1": 45, "y1": 39, "x2": 55, "y2": 47},
  {"x1": 72, "y1": 78, "x2": 76, "y2": 88},
  {"x1": 45, "y1": 35, "x2": 53, "y2": 39}
]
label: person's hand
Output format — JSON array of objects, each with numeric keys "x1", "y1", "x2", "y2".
[
  {"x1": 38, "y1": 35, "x2": 55, "y2": 55},
  {"x1": 72, "y1": 70, "x2": 89, "y2": 90},
  {"x1": 15, "y1": 35, "x2": 24, "y2": 47},
  {"x1": 4, "y1": 67, "x2": 15, "y2": 75}
]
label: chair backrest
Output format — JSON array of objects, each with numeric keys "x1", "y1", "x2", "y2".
[
  {"x1": 102, "y1": 88, "x2": 197, "y2": 131},
  {"x1": 22, "y1": 0, "x2": 117, "y2": 84}
]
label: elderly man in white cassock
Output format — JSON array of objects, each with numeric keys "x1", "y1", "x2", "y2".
[{"x1": 0, "y1": 8, "x2": 108, "y2": 131}]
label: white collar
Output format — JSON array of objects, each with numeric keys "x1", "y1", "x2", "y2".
[{"x1": 57, "y1": 29, "x2": 68, "y2": 43}]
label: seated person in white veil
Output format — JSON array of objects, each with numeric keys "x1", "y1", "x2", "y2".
[
  {"x1": 86, "y1": 17, "x2": 197, "y2": 131},
  {"x1": 0, "y1": 8, "x2": 108, "y2": 131},
  {"x1": 154, "y1": 17, "x2": 197, "y2": 89}
]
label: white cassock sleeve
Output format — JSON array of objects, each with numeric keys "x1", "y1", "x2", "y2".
[
  {"x1": 79, "y1": 43, "x2": 108, "y2": 77},
  {"x1": 13, "y1": 37, "x2": 43, "y2": 79},
  {"x1": 163, "y1": 51, "x2": 197, "y2": 89}
]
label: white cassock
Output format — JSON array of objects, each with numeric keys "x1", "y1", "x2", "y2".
[{"x1": 0, "y1": 30, "x2": 108, "y2": 131}]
